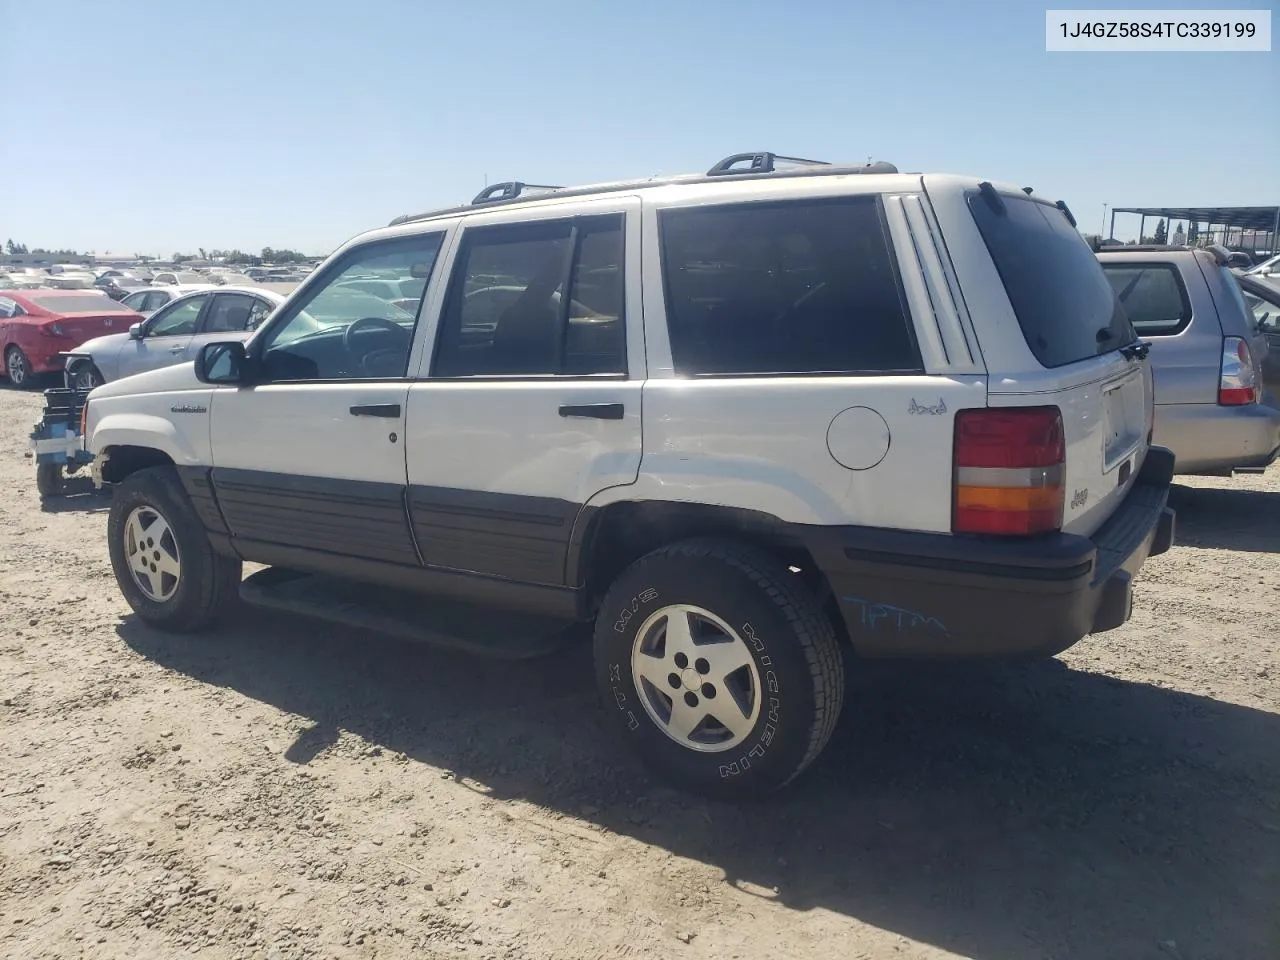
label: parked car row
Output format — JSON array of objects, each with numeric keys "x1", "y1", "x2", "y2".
[{"x1": 0, "y1": 261, "x2": 316, "y2": 301}]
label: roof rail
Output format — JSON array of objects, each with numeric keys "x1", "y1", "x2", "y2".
[
  {"x1": 706, "y1": 152, "x2": 830, "y2": 176},
  {"x1": 1092, "y1": 241, "x2": 1191, "y2": 254},
  {"x1": 706, "y1": 151, "x2": 897, "y2": 177},
  {"x1": 388, "y1": 151, "x2": 902, "y2": 226},
  {"x1": 471, "y1": 181, "x2": 563, "y2": 205}
]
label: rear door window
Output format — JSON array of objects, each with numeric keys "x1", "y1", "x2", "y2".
[
  {"x1": 1100, "y1": 264, "x2": 1190, "y2": 336},
  {"x1": 433, "y1": 214, "x2": 626, "y2": 378},
  {"x1": 967, "y1": 193, "x2": 1133, "y2": 367},
  {"x1": 203, "y1": 293, "x2": 261, "y2": 333},
  {"x1": 658, "y1": 196, "x2": 920, "y2": 376}
]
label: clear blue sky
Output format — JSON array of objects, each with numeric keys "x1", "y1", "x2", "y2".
[{"x1": 1, "y1": 0, "x2": 1275, "y2": 255}]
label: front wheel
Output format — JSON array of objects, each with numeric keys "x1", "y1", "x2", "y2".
[
  {"x1": 71, "y1": 364, "x2": 103, "y2": 391},
  {"x1": 107, "y1": 466, "x2": 242, "y2": 632},
  {"x1": 594, "y1": 538, "x2": 844, "y2": 799}
]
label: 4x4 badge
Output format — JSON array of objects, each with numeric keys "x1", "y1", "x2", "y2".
[{"x1": 908, "y1": 398, "x2": 947, "y2": 416}]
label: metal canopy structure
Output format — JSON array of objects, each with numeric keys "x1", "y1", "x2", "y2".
[{"x1": 1109, "y1": 205, "x2": 1279, "y2": 258}]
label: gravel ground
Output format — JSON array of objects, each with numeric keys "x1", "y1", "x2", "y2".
[{"x1": 1, "y1": 383, "x2": 1277, "y2": 960}]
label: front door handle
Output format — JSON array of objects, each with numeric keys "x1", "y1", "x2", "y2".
[
  {"x1": 349, "y1": 403, "x2": 401, "y2": 418},
  {"x1": 558, "y1": 403, "x2": 624, "y2": 420}
]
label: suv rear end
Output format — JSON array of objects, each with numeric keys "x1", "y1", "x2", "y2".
[
  {"x1": 799, "y1": 177, "x2": 1175, "y2": 659},
  {"x1": 1096, "y1": 245, "x2": 1280, "y2": 475}
]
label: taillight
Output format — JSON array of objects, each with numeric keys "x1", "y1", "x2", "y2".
[
  {"x1": 80, "y1": 401, "x2": 89, "y2": 436},
  {"x1": 954, "y1": 407, "x2": 1065, "y2": 536},
  {"x1": 44, "y1": 322, "x2": 66, "y2": 337},
  {"x1": 1218, "y1": 336, "x2": 1260, "y2": 406}
]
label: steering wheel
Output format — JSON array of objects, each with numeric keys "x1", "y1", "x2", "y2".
[{"x1": 344, "y1": 316, "x2": 409, "y2": 352}]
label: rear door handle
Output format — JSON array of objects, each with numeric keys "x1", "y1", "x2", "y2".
[
  {"x1": 349, "y1": 403, "x2": 401, "y2": 418},
  {"x1": 558, "y1": 403, "x2": 624, "y2": 420}
]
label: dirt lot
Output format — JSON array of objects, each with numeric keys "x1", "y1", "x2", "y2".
[{"x1": 1, "y1": 384, "x2": 1277, "y2": 960}]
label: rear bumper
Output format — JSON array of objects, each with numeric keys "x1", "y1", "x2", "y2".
[
  {"x1": 801, "y1": 446, "x2": 1176, "y2": 659},
  {"x1": 30, "y1": 351, "x2": 68, "y2": 374},
  {"x1": 1154, "y1": 401, "x2": 1280, "y2": 475}
]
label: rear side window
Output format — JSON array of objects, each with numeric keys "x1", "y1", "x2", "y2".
[
  {"x1": 658, "y1": 197, "x2": 920, "y2": 376},
  {"x1": 967, "y1": 193, "x2": 1133, "y2": 368},
  {"x1": 1101, "y1": 264, "x2": 1190, "y2": 336}
]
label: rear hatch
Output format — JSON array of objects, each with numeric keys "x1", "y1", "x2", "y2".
[
  {"x1": 960, "y1": 187, "x2": 1152, "y2": 537},
  {"x1": 1201, "y1": 256, "x2": 1273, "y2": 391}
]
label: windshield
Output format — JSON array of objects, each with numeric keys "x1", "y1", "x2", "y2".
[
  {"x1": 271, "y1": 289, "x2": 416, "y2": 348},
  {"x1": 28, "y1": 294, "x2": 137, "y2": 313},
  {"x1": 968, "y1": 192, "x2": 1133, "y2": 368}
]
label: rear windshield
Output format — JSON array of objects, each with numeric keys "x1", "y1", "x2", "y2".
[
  {"x1": 28, "y1": 294, "x2": 135, "y2": 313},
  {"x1": 1100, "y1": 264, "x2": 1190, "y2": 336},
  {"x1": 967, "y1": 193, "x2": 1133, "y2": 368}
]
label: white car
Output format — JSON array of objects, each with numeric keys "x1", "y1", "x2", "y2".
[
  {"x1": 119, "y1": 284, "x2": 217, "y2": 318},
  {"x1": 80, "y1": 151, "x2": 1175, "y2": 797},
  {"x1": 151, "y1": 271, "x2": 208, "y2": 286},
  {"x1": 45, "y1": 271, "x2": 99, "y2": 290},
  {"x1": 63, "y1": 286, "x2": 283, "y2": 389},
  {"x1": 1247, "y1": 253, "x2": 1280, "y2": 279}
]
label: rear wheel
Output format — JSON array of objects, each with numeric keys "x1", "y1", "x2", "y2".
[
  {"x1": 5, "y1": 346, "x2": 33, "y2": 388},
  {"x1": 593, "y1": 538, "x2": 844, "y2": 799},
  {"x1": 108, "y1": 466, "x2": 242, "y2": 632}
]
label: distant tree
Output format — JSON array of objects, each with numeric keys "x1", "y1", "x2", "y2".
[
  {"x1": 172, "y1": 252, "x2": 194, "y2": 264},
  {"x1": 198, "y1": 247, "x2": 207, "y2": 260},
  {"x1": 6, "y1": 239, "x2": 29, "y2": 254},
  {"x1": 261, "y1": 246, "x2": 307, "y2": 264},
  {"x1": 1153, "y1": 219, "x2": 1168, "y2": 244},
  {"x1": 1187, "y1": 221, "x2": 1199, "y2": 242}
]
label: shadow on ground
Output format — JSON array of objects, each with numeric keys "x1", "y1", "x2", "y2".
[
  {"x1": 121, "y1": 610, "x2": 1280, "y2": 960},
  {"x1": 39, "y1": 477, "x2": 109, "y2": 513},
  {"x1": 1169, "y1": 482, "x2": 1280, "y2": 554}
]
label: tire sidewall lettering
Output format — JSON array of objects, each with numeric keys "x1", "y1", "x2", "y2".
[
  {"x1": 608, "y1": 587, "x2": 661, "y2": 732},
  {"x1": 718, "y1": 621, "x2": 780, "y2": 779}
]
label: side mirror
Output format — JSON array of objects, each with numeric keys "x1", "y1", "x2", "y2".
[
  {"x1": 128, "y1": 322, "x2": 144, "y2": 340},
  {"x1": 195, "y1": 341, "x2": 249, "y2": 384}
]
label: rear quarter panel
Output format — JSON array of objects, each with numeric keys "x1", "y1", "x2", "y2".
[{"x1": 1101, "y1": 252, "x2": 1221, "y2": 406}]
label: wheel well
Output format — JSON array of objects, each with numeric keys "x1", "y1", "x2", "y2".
[
  {"x1": 576, "y1": 501, "x2": 847, "y2": 642},
  {"x1": 101, "y1": 445, "x2": 174, "y2": 485}
]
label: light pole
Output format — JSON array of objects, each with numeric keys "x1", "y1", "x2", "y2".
[{"x1": 1102, "y1": 202, "x2": 1108, "y2": 239}]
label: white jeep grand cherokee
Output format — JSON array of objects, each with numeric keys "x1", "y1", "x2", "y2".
[{"x1": 82, "y1": 152, "x2": 1176, "y2": 798}]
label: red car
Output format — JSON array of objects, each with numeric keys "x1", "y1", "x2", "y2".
[{"x1": 1, "y1": 290, "x2": 144, "y2": 389}]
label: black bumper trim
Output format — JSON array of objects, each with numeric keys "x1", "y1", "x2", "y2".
[{"x1": 802, "y1": 446, "x2": 1176, "y2": 660}]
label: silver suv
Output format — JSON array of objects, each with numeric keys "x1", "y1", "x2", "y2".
[
  {"x1": 1096, "y1": 244, "x2": 1280, "y2": 476},
  {"x1": 81, "y1": 153, "x2": 1177, "y2": 797}
]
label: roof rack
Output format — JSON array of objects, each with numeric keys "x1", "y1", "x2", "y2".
[
  {"x1": 388, "y1": 150, "x2": 899, "y2": 226},
  {"x1": 1094, "y1": 242, "x2": 1190, "y2": 253},
  {"x1": 705, "y1": 152, "x2": 830, "y2": 176},
  {"x1": 471, "y1": 181, "x2": 564, "y2": 205}
]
